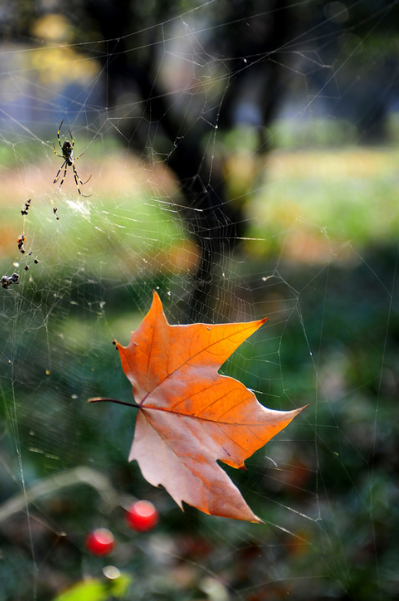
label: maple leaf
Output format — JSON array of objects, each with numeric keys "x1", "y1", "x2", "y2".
[{"x1": 90, "y1": 291, "x2": 305, "y2": 522}]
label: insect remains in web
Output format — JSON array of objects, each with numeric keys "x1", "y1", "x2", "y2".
[
  {"x1": 15, "y1": 232, "x2": 40, "y2": 275},
  {"x1": 51, "y1": 202, "x2": 60, "y2": 220},
  {"x1": 1, "y1": 273, "x2": 19, "y2": 289},
  {"x1": 53, "y1": 120, "x2": 92, "y2": 197},
  {"x1": 17, "y1": 234, "x2": 26, "y2": 254},
  {"x1": 21, "y1": 199, "x2": 31, "y2": 216}
]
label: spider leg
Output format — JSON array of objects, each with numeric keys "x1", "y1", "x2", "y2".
[
  {"x1": 73, "y1": 164, "x2": 91, "y2": 186},
  {"x1": 54, "y1": 162, "x2": 68, "y2": 187},
  {"x1": 73, "y1": 164, "x2": 92, "y2": 197},
  {"x1": 57, "y1": 120, "x2": 64, "y2": 150},
  {"x1": 53, "y1": 144, "x2": 64, "y2": 159},
  {"x1": 68, "y1": 130, "x2": 75, "y2": 148},
  {"x1": 73, "y1": 156, "x2": 91, "y2": 184}
]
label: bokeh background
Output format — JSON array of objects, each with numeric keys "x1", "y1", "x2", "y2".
[{"x1": 1, "y1": 1, "x2": 399, "y2": 600}]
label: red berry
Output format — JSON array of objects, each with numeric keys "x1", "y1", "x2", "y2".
[
  {"x1": 125, "y1": 500, "x2": 158, "y2": 532},
  {"x1": 85, "y1": 528, "x2": 115, "y2": 556}
]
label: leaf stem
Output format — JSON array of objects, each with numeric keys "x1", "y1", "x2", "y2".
[{"x1": 89, "y1": 397, "x2": 141, "y2": 409}]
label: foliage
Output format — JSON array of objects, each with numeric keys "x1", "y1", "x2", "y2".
[{"x1": 52, "y1": 573, "x2": 132, "y2": 601}]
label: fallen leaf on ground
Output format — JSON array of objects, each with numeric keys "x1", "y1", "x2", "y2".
[{"x1": 90, "y1": 291, "x2": 305, "y2": 522}]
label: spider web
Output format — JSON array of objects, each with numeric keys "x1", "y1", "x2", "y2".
[{"x1": 1, "y1": 1, "x2": 399, "y2": 600}]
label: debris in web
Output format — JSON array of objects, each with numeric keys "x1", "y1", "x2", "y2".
[
  {"x1": 17, "y1": 233, "x2": 26, "y2": 254},
  {"x1": 50, "y1": 198, "x2": 60, "y2": 220},
  {"x1": 1, "y1": 273, "x2": 19, "y2": 289},
  {"x1": 21, "y1": 198, "x2": 32, "y2": 216}
]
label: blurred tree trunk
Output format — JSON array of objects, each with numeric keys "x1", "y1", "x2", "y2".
[{"x1": 80, "y1": 0, "x2": 295, "y2": 321}]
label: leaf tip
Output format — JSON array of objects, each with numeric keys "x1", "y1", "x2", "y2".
[
  {"x1": 152, "y1": 289, "x2": 162, "y2": 306},
  {"x1": 251, "y1": 515, "x2": 265, "y2": 524}
]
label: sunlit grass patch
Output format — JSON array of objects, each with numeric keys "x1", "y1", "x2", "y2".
[
  {"x1": 2, "y1": 146, "x2": 399, "y2": 278},
  {"x1": 246, "y1": 147, "x2": 399, "y2": 261},
  {"x1": 0, "y1": 152, "x2": 190, "y2": 282}
]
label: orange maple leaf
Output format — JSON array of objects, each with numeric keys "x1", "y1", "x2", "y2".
[{"x1": 90, "y1": 291, "x2": 305, "y2": 522}]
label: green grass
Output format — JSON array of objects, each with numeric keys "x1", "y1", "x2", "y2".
[{"x1": 246, "y1": 147, "x2": 399, "y2": 257}]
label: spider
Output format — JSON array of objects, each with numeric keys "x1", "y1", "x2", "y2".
[{"x1": 53, "y1": 120, "x2": 92, "y2": 197}]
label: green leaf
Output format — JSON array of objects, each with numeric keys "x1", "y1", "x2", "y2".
[{"x1": 52, "y1": 573, "x2": 132, "y2": 601}]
